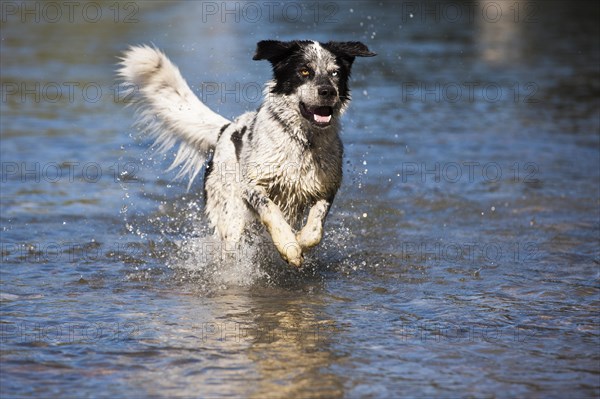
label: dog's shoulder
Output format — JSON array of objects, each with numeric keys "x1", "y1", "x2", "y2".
[
  {"x1": 217, "y1": 111, "x2": 255, "y2": 141},
  {"x1": 213, "y1": 111, "x2": 256, "y2": 161}
]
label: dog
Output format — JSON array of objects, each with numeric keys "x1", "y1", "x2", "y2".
[{"x1": 118, "y1": 40, "x2": 376, "y2": 267}]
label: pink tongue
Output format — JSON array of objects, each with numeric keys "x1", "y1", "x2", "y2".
[{"x1": 314, "y1": 114, "x2": 332, "y2": 123}]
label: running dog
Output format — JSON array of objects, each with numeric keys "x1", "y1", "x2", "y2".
[{"x1": 118, "y1": 40, "x2": 376, "y2": 267}]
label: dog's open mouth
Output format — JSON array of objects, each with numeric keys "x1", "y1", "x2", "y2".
[{"x1": 300, "y1": 102, "x2": 333, "y2": 127}]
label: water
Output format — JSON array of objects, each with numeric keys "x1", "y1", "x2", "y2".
[{"x1": 1, "y1": 1, "x2": 599, "y2": 397}]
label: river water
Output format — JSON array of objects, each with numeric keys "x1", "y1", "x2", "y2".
[{"x1": 1, "y1": 1, "x2": 599, "y2": 397}]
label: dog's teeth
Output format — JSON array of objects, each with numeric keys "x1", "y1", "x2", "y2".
[{"x1": 314, "y1": 114, "x2": 332, "y2": 123}]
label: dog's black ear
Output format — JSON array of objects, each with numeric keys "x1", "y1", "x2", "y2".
[
  {"x1": 253, "y1": 40, "x2": 300, "y2": 64},
  {"x1": 323, "y1": 41, "x2": 377, "y2": 61}
]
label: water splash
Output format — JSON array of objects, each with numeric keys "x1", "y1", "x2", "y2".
[{"x1": 117, "y1": 145, "x2": 368, "y2": 289}]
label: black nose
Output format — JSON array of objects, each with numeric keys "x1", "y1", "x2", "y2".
[{"x1": 318, "y1": 85, "x2": 337, "y2": 97}]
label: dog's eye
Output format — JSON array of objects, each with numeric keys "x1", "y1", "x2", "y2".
[
  {"x1": 300, "y1": 68, "x2": 310, "y2": 77},
  {"x1": 331, "y1": 70, "x2": 338, "y2": 77}
]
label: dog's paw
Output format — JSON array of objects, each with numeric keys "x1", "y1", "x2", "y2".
[
  {"x1": 275, "y1": 240, "x2": 303, "y2": 267},
  {"x1": 296, "y1": 224, "x2": 323, "y2": 250},
  {"x1": 284, "y1": 244, "x2": 304, "y2": 267},
  {"x1": 266, "y1": 217, "x2": 303, "y2": 267}
]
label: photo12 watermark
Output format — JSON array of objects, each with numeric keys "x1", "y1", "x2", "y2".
[
  {"x1": 398, "y1": 240, "x2": 540, "y2": 266},
  {"x1": 400, "y1": 81, "x2": 540, "y2": 104},
  {"x1": 0, "y1": 238, "x2": 288, "y2": 265},
  {"x1": 399, "y1": 1, "x2": 540, "y2": 24},
  {"x1": 1, "y1": 320, "x2": 140, "y2": 344},
  {"x1": 397, "y1": 161, "x2": 540, "y2": 184},
  {"x1": 197, "y1": 320, "x2": 339, "y2": 346},
  {"x1": 1, "y1": 161, "x2": 141, "y2": 183},
  {"x1": 197, "y1": 1, "x2": 339, "y2": 24},
  {"x1": 394, "y1": 321, "x2": 542, "y2": 343},
  {"x1": 1, "y1": 81, "x2": 137, "y2": 105},
  {"x1": 8, "y1": 79, "x2": 536, "y2": 108},
  {"x1": 1, "y1": 1, "x2": 139, "y2": 24}
]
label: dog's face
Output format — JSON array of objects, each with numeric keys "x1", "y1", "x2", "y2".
[{"x1": 253, "y1": 40, "x2": 376, "y2": 129}]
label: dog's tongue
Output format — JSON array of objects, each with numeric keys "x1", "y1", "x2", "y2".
[
  {"x1": 313, "y1": 106, "x2": 332, "y2": 124},
  {"x1": 314, "y1": 114, "x2": 331, "y2": 123}
]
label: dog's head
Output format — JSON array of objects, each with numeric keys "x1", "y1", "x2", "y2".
[{"x1": 253, "y1": 40, "x2": 376, "y2": 129}]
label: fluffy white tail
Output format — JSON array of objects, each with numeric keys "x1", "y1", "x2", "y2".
[{"x1": 117, "y1": 45, "x2": 230, "y2": 188}]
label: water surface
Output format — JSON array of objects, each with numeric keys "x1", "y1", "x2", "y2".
[{"x1": 1, "y1": 1, "x2": 599, "y2": 397}]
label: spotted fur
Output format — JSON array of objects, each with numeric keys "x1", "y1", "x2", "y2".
[{"x1": 118, "y1": 40, "x2": 375, "y2": 267}]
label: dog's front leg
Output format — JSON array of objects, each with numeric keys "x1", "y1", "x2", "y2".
[
  {"x1": 296, "y1": 199, "x2": 330, "y2": 250},
  {"x1": 243, "y1": 187, "x2": 303, "y2": 267}
]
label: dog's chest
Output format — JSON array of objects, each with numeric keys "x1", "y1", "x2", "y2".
[
  {"x1": 251, "y1": 139, "x2": 341, "y2": 220},
  {"x1": 271, "y1": 151, "x2": 328, "y2": 196}
]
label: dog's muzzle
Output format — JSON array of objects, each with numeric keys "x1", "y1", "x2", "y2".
[
  {"x1": 300, "y1": 102, "x2": 334, "y2": 127},
  {"x1": 300, "y1": 85, "x2": 338, "y2": 127}
]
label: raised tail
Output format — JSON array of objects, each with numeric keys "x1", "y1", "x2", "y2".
[{"x1": 117, "y1": 45, "x2": 230, "y2": 188}]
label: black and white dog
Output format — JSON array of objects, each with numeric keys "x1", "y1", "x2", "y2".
[{"x1": 118, "y1": 40, "x2": 375, "y2": 267}]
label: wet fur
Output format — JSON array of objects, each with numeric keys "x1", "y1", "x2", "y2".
[{"x1": 118, "y1": 40, "x2": 375, "y2": 267}]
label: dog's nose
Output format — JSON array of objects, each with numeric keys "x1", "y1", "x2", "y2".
[{"x1": 318, "y1": 85, "x2": 337, "y2": 97}]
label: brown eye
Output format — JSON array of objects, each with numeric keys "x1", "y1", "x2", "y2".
[{"x1": 300, "y1": 68, "x2": 310, "y2": 77}]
